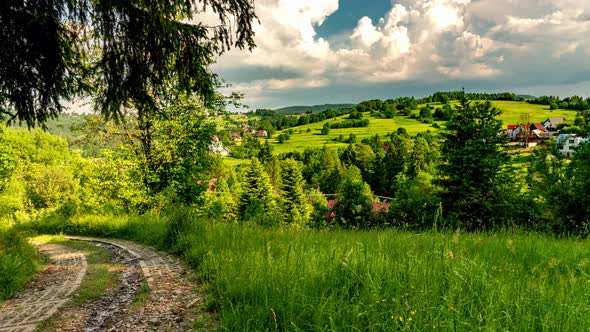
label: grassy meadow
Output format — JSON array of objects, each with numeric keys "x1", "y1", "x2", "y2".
[
  {"x1": 428, "y1": 101, "x2": 576, "y2": 125},
  {"x1": 18, "y1": 213, "x2": 590, "y2": 331},
  {"x1": 270, "y1": 114, "x2": 442, "y2": 154},
  {"x1": 491, "y1": 101, "x2": 576, "y2": 125},
  {"x1": 263, "y1": 101, "x2": 578, "y2": 154}
]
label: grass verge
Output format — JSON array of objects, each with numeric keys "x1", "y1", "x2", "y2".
[{"x1": 0, "y1": 229, "x2": 43, "y2": 302}]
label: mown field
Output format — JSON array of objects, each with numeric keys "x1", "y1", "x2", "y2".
[
  {"x1": 18, "y1": 213, "x2": 590, "y2": 331},
  {"x1": 264, "y1": 101, "x2": 578, "y2": 154},
  {"x1": 270, "y1": 114, "x2": 442, "y2": 154}
]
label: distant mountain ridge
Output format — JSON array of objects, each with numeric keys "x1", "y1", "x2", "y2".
[
  {"x1": 518, "y1": 94, "x2": 537, "y2": 100},
  {"x1": 273, "y1": 104, "x2": 354, "y2": 114}
]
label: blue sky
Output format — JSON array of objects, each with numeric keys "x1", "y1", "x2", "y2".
[
  {"x1": 316, "y1": 1, "x2": 392, "y2": 38},
  {"x1": 212, "y1": 0, "x2": 590, "y2": 109}
]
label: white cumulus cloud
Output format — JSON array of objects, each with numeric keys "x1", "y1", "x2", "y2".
[{"x1": 213, "y1": 0, "x2": 590, "y2": 107}]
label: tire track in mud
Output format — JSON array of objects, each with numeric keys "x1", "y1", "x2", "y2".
[
  {"x1": 0, "y1": 237, "x2": 214, "y2": 331},
  {"x1": 0, "y1": 243, "x2": 87, "y2": 332},
  {"x1": 66, "y1": 236, "x2": 214, "y2": 331}
]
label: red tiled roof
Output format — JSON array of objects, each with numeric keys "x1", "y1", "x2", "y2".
[
  {"x1": 531, "y1": 123, "x2": 546, "y2": 131},
  {"x1": 327, "y1": 200, "x2": 336, "y2": 210},
  {"x1": 372, "y1": 202, "x2": 391, "y2": 213},
  {"x1": 507, "y1": 125, "x2": 519, "y2": 130}
]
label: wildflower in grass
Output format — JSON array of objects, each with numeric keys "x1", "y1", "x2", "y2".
[{"x1": 398, "y1": 316, "x2": 403, "y2": 322}]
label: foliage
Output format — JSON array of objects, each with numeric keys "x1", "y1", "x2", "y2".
[
  {"x1": 0, "y1": 229, "x2": 42, "y2": 301},
  {"x1": 0, "y1": 0, "x2": 257, "y2": 127},
  {"x1": 199, "y1": 177, "x2": 237, "y2": 223},
  {"x1": 279, "y1": 159, "x2": 309, "y2": 224},
  {"x1": 238, "y1": 158, "x2": 277, "y2": 222},
  {"x1": 0, "y1": 129, "x2": 15, "y2": 192},
  {"x1": 547, "y1": 143, "x2": 590, "y2": 235},
  {"x1": 438, "y1": 98, "x2": 509, "y2": 229},
  {"x1": 387, "y1": 173, "x2": 442, "y2": 229},
  {"x1": 333, "y1": 166, "x2": 373, "y2": 228},
  {"x1": 147, "y1": 95, "x2": 215, "y2": 204}
]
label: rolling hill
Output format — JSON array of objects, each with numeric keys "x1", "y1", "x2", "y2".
[{"x1": 273, "y1": 104, "x2": 354, "y2": 114}]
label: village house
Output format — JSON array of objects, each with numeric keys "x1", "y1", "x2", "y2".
[
  {"x1": 208, "y1": 136, "x2": 231, "y2": 156},
  {"x1": 230, "y1": 132, "x2": 242, "y2": 142},
  {"x1": 507, "y1": 124, "x2": 520, "y2": 141},
  {"x1": 251, "y1": 129, "x2": 268, "y2": 137},
  {"x1": 509, "y1": 123, "x2": 551, "y2": 146},
  {"x1": 556, "y1": 134, "x2": 589, "y2": 158},
  {"x1": 543, "y1": 117, "x2": 565, "y2": 131},
  {"x1": 325, "y1": 199, "x2": 391, "y2": 223}
]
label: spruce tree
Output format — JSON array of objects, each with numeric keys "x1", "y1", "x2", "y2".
[
  {"x1": 1, "y1": 0, "x2": 257, "y2": 127},
  {"x1": 438, "y1": 95, "x2": 508, "y2": 229},
  {"x1": 280, "y1": 159, "x2": 309, "y2": 223},
  {"x1": 239, "y1": 158, "x2": 277, "y2": 219}
]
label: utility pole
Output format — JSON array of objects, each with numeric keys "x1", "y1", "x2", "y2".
[{"x1": 520, "y1": 113, "x2": 530, "y2": 147}]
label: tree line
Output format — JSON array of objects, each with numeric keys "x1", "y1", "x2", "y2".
[{"x1": 3, "y1": 94, "x2": 588, "y2": 236}]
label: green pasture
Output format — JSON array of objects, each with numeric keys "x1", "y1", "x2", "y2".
[
  {"x1": 271, "y1": 114, "x2": 442, "y2": 154},
  {"x1": 490, "y1": 101, "x2": 576, "y2": 125},
  {"x1": 426, "y1": 101, "x2": 577, "y2": 125},
  {"x1": 263, "y1": 101, "x2": 578, "y2": 154}
]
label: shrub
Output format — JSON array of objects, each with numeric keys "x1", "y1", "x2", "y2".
[{"x1": 0, "y1": 229, "x2": 42, "y2": 300}]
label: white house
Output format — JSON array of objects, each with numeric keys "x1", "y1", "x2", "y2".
[
  {"x1": 508, "y1": 125, "x2": 527, "y2": 141},
  {"x1": 556, "y1": 134, "x2": 589, "y2": 158},
  {"x1": 209, "y1": 136, "x2": 231, "y2": 156},
  {"x1": 543, "y1": 118, "x2": 565, "y2": 131},
  {"x1": 251, "y1": 129, "x2": 268, "y2": 137}
]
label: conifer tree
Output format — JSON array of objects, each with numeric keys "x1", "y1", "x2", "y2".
[
  {"x1": 280, "y1": 159, "x2": 309, "y2": 223},
  {"x1": 438, "y1": 94, "x2": 508, "y2": 229},
  {"x1": 1, "y1": 0, "x2": 257, "y2": 127},
  {"x1": 239, "y1": 158, "x2": 277, "y2": 219}
]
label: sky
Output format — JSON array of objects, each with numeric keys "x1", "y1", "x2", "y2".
[{"x1": 210, "y1": 0, "x2": 590, "y2": 110}]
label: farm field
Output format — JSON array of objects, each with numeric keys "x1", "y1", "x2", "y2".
[
  {"x1": 270, "y1": 114, "x2": 443, "y2": 154},
  {"x1": 264, "y1": 101, "x2": 578, "y2": 154},
  {"x1": 488, "y1": 101, "x2": 575, "y2": 124},
  {"x1": 426, "y1": 100, "x2": 577, "y2": 124}
]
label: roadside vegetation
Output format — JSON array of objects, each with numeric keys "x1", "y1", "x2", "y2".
[
  {"x1": 0, "y1": 229, "x2": 43, "y2": 301},
  {"x1": 2, "y1": 1, "x2": 589, "y2": 329}
]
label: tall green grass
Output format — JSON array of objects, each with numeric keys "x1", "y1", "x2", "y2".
[
  {"x1": 0, "y1": 229, "x2": 43, "y2": 301},
  {"x1": 22, "y1": 212, "x2": 590, "y2": 331}
]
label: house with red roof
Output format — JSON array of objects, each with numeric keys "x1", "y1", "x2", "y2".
[
  {"x1": 230, "y1": 132, "x2": 242, "y2": 142},
  {"x1": 325, "y1": 199, "x2": 391, "y2": 223}
]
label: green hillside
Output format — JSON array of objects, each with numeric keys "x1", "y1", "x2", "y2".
[
  {"x1": 269, "y1": 101, "x2": 579, "y2": 154},
  {"x1": 271, "y1": 114, "x2": 442, "y2": 154},
  {"x1": 274, "y1": 104, "x2": 354, "y2": 114},
  {"x1": 491, "y1": 101, "x2": 575, "y2": 124}
]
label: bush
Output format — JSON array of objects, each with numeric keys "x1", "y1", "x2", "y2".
[{"x1": 0, "y1": 229, "x2": 42, "y2": 300}]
